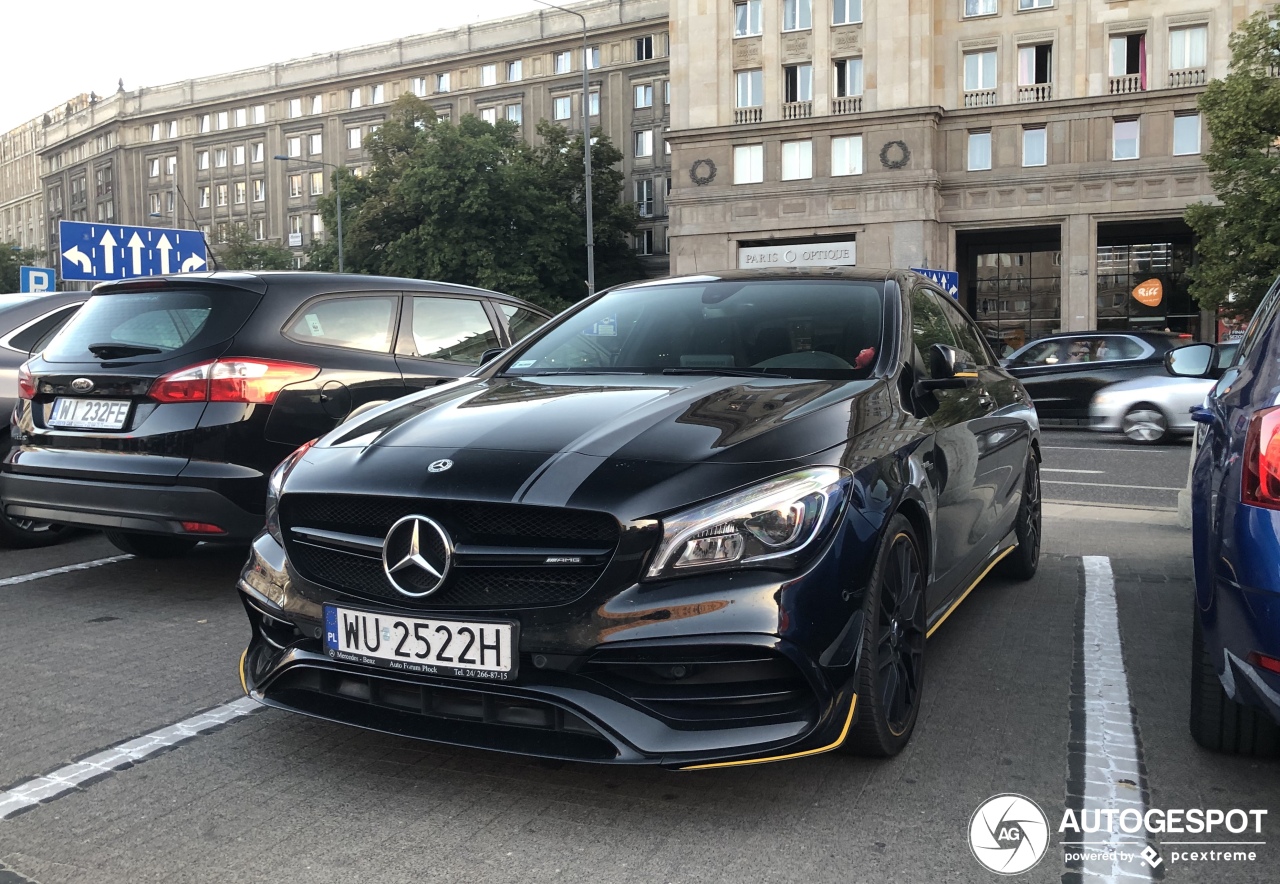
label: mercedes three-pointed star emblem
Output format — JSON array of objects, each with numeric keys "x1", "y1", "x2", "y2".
[{"x1": 381, "y1": 515, "x2": 453, "y2": 598}]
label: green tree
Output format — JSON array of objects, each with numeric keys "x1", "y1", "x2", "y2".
[
  {"x1": 1185, "y1": 13, "x2": 1280, "y2": 314},
  {"x1": 305, "y1": 95, "x2": 643, "y2": 310},
  {"x1": 215, "y1": 225, "x2": 294, "y2": 271},
  {"x1": 0, "y1": 244, "x2": 47, "y2": 292}
]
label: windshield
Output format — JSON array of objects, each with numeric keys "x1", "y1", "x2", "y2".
[{"x1": 503, "y1": 279, "x2": 886, "y2": 380}]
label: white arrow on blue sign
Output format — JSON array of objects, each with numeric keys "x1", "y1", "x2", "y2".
[
  {"x1": 911, "y1": 267, "x2": 960, "y2": 300},
  {"x1": 58, "y1": 220, "x2": 207, "y2": 282}
]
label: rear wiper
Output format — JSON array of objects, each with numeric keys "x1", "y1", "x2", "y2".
[
  {"x1": 87, "y1": 343, "x2": 164, "y2": 359},
  {"x1": 660, "y1": 367, "x2": 789, "y2": 379}
]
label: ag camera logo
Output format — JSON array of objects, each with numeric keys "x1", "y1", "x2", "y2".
[{"x1": 969, "y1": 794, "x2": 1050, "y2": 875}]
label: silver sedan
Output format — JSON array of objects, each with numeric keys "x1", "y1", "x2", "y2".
[{"x1": 1089, "y1": 374, "x2": 1214, "y2": 443}]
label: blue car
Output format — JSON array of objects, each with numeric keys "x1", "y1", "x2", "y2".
[{"x1": 1173, "y1": 281, "x2": 1280, "y2": 755}]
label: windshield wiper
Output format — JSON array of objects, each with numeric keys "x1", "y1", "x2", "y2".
[
  {"x1": 660, "y1": 367, "x2": 790, "y2": 379},
  {"x1": 505, "y1": 370, "x2": 644, "y2": 377},
  {"x1": 87, "y1": 343, "x2": 164, "y2": 359}
]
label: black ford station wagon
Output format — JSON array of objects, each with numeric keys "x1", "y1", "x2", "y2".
[{"x1": 238, "y1": 269, "x2": 1042, "y2": 768}]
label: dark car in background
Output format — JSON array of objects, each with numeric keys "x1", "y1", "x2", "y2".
[
  {"x1": 1, "y1": 272, "x2": 550, "y2": 558},
  {"x1": 238, "y1": 268, "x2": 1042, "y2": 767},
  {"x1": 1002, "y1": 330, "x2": 1185, "y2": 419},
  {"x1": 0, "y1": 291, "x2": 86, "y2": 547},
  {"x1": 1173, "y1": 276, "x2": 1280, "y2": 755}
]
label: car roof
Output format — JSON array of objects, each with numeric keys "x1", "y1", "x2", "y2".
[{"x1": 612, "y1": 267, "x2": 903, "y2": 288}]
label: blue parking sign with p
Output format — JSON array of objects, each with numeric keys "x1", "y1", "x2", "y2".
[{"x1": 20, "y1": 266, "x2": 55, "y2": 293}]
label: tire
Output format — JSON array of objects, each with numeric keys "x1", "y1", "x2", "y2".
[
  {"x1": 996, "y1": 455, "x2": 1041, "y2": 581},
  {"x1": 1189, "y1": 607, "x2": 1280, "y2": 756},
  {"x1": 841, "y1": 515, "x2": 926, "y2": 756},
  {"x1": 104, "y1": 531, "x2": 199, "y2": 559},
  {"x1": 1122, "y1": 403, "x2": 1169, "y2": 444},
  {"x1": 0, "y1": 510, "x2": 78, "y2": 549}
]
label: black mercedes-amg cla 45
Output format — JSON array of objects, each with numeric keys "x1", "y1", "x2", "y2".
[{"x1": 238, "y1": 269, "x2": 1042, "y2": 768}]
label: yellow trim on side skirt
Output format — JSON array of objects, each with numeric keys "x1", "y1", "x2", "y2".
[
  {"x1": 925, "y1": 546, "x2": 1015, "y2": 639},
  {"x1": 679, "y1": 695, "x2": 858, "y2": 771},
  {"x1": 238, "y1": 648, "x2": 249, "y2": 696},
  {"x1": 953, "y1": 371, "x2": 979, "y2": 378}
]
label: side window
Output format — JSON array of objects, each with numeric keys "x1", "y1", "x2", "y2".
[
  {"x1": 286, "y1": 295, "x2": 397, "y2": 353},
  {"x1": 498, "y1": 303, "x2": 548, "y2": 342},
  {"x1": 938, "y1": 298, "x2": 992, "y2": 367},
  {"x1": 410, "y1": 297, "x2": 500, "y2": 364},
  {"x1": 1094, "y1": 336, "x2": 1143, "y2": 362},
  {"x1": 910, "y1": 286, "x2": 958, "y2": 378},
  {"x1": 1010, "y1": 340, "x2": 1064, "y2": 367},
  {"x1": 8, "y1": 305, "x2": 81, "y2": 354}
]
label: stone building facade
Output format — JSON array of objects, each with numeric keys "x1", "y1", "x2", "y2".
[{"x1": 668, "y1": 0, "x2": 1270, "y2": 349}]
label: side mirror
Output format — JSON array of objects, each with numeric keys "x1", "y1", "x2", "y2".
[
  {"x1": 1165, "y1": 343, "x2": 1216, "y2": 379},
  {"x1": 479, "y1": 347, "x2": 506, "y2": 366},
  {"x1": 918, "y1": 344, "x2": 979, "y2": 392}
]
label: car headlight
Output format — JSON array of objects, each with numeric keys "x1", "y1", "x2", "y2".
[
  {"x1": 265, "y1": 438, "x2": 317, "y2": 545},
  {"x1": 645, "y1": 467, "x2": 852, "y2": 580}
]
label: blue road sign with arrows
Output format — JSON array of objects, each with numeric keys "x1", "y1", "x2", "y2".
[
  {"x1": 58, "y1": 220, "x2": 207, "y2": 282},
  {"x1": 911, "y1": 267, "x2": 960, "y2": 299}
]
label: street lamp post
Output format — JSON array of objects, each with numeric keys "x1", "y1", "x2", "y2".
[
  {"x1": 274, "y1": 155, "x2": 344, "y2": 272},
  {"x1": 532, "y1": 0, "x2": 595, "y2": 296}
]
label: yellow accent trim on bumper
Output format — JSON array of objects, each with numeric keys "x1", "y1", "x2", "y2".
[
  {"x1": 925, "y1": 545, "x2": 1014, "y2": 639},
  {"x1": 679, "y1": 694, "x2": 858, "y2": 771},
  {"x1": 238, "y1": 648, "x2": 249, "y2": 696}
]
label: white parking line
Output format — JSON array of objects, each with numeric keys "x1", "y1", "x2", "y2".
[
  {"x1": 1075, "y1": 556, "x2": 1154, "y2": 881},
  {"x1": 1043, "y1": 480, "x2": 1182, "y2": 492},
  {"x1": 0, "y1": 697, "x2": 260, "y2": 821},
  {"x1": 0, "y1": 555, "x2": 133, "y2": 588},
  {"x1": 1042, "y1": 469, "x2": 1106, "y2": 474}
]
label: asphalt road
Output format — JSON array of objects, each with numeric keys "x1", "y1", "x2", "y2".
[
  {"x1": 1040, "y1": 427, "x2": 1193, "y2": 512},
  {"x1": 0, "y1": 428, "x2": 1275, "y2": 884}
]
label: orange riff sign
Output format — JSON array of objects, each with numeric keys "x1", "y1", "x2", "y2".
[{"x1": 1132, "y1": 278, "x2": 1163, "y2": 308}]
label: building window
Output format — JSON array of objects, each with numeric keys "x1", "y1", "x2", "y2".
[
  {"x1": 584, "y1": 45, "x2": 600, "y2": 69},
  {"x1": 312, "y1": 214, "x2": 324, "y2": 235},
  {"x1": 967, "y1": 131, "x2": 992, "y2": 171},
  {"x1": 964, "y1": 50, "x2": 997, "y2": 93},
  {"x1": 781, "y1": 140, "x2": 813, "y2": 180},
  {"x1": 345, "y1": 88, "x2": 360, "y2": 109},
  {"x1": 665, "y1": 81, "x2": 670, "y2": 105},
  {"x1": 252, "y1": 105, "x2": 265, "y2": 124},
  {"x1": 636, "y1": 36, "x2": 654, "y2": 60},
  {"x1": 553, "y1": 96, "x2": 573, "y2": 120},
  {"x1": 310, "y1": 171, "x2": 324, "y2": 195},
  {"x1": 198, "y1": 187, "x2": 210, "y2": 208},
  {"x1": 481, "y1": 107, "x2": 498, "y2": 125},
  {"x1": 234, "y1": 108, "x2": 246, "y2": 128},
  {"x1": 214, "y1": 148, "x2": 227, "y2": 168},
  {"x1": 589, "y1": 91, "x2": 600, "y2": 116},
  {"x1": 507, "y1": 60, "x2": 522, "y2": 82},
  {"x1": 148, "y1": 158, "x2": 160, "y2": 178},
  {"x1": 1022, "y1": 127, "x2": 1047, "y2": 166},
  {"x1": 832, "y1": 135, "x2": 863, "y2": 176},
  {"x1": 371, "y1": 84, "x2": 385, "y2": 104},
  {"x1": 437, "y1": 72, "x2": 451, "y2": 92},
  {"x1": 412, "y1": 77, "x2": 427, "y2": 97},
  {"x1": 1170, "y1": 25, "x2": 1208, "y2": 72},
  {"x1": 235, "y1": 182, "x2": 246, "y2": 204},
  {"x1": 253, "y1": 179, "x2": 265, "y2": 202},
  {"x1": 288, "y1": 98, "x2": 303, "y2": 119},
  {"x1": 1113, "y1": 118, "x2": 1140, "y2": 160},
  {"x1": 734, "y1": 145, "x2": 764, "y2": 184},
  {"x1": 149, "y1": 193, "x2": 161, "y2": 214},
  {"x1": 734, "y1": 0, "x2": 762, "y2": 37},
  {"x1": 216, "y1": 184, "x2": 228, "y2": 207},
  {"x1": 309, "y1": 133, "x2": 322, "y2": 155},
  {"x1": 1019, "y1": 0, "x2": 1053, "y2": 7},
  {"x1": 554, "y1": 51, "x2": 572, "y2": 74},
  {"x1": 309, "y1": 95, "x2": 322, "y2": 115},
  {"x1": 784, "y1": 64, "x2": 814, "y2": 102},
  {"x1": 833, "y1": 0, "x2": 861, "y2": 25},
  {"x1": 197, "y1": 150, "x2": 209, "y2": 170},
  {"x1": 1109, "y1": 33, "x2": 1146, "y2": 90},
  {"x1": 634, "y1": 83, "x2": 653, "y2": 109},
  {"x1": 635, "y1": 229, "x2": 654, "y2": 256},
  {"x1": 149, "y1": 123, "x2": 161, "y2": 142},
  {"x1": 783, "y1": 0, "x2": 811, "y2": 31},
  {"x1": 634, "y1": 130, "x2": 653, "y2": 158},
  {"x1": 1173, "y1": 113, "x2": 1201, "y2": 156},
  {"x1": 289, "y1": 174, "x2": 303, "y2": 198},
  {"x1": 287, "y1": 136, "x2": 301, "y2": 158},
  {"x1": 252, "y1": 142, "x2": 264, "y2": 163},
  {"x1": 290, "y1": 215, "x2": 304, "y2": 236},
  {"x1": 736, "y1": 70, "x2": 763, "y2": 107},
  {"x1": 636, "y1": 179, "x2": 654, "y2": 217},
  {"x1": 253, "y1": 219, "x2": 266, "y2": 240},
  {"x1": 233, "y1": 145, "x2": 245, "y2": 166},
  {"x1": 166, "y1": 156, "x2": 176, "y2": 175},
  {"x1": 1018, "y1": 43, "x2": 1052, "y2": 100},
  {"x1": 481, "y1": 64, "x2": 497, "y2": 87},
  {"x1": 216, "y1": 111, "x2": 228, "y2": 130},
  {"x1": 834, "y1": 58, "x2": 864, "y2": 97},
  {"x1": 964, "y1": 0, "x2": 996, "y2": 16},
  {"x1": 506, "y1": 104, "x2": 522, "y2": 124},
  {"x1": 347, "y1": 127, "x2": 362, "y2": 150},
  {"x1": 198, "y1": 114, "x2": 211, "y2": 133}
]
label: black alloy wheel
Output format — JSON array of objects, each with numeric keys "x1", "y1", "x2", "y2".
[
  {"x1": 0, "y1": 511, "x2": 78, "y2": 549},
  {"x1": 997, "y1": 455, "x2": 1041, "y2": 581},
  {"x1": 843, "y1": 515, "x2": 926, "y2": 756},
  {"x1": 104, "y1": 531, "x2": 200, "y2": 559}
]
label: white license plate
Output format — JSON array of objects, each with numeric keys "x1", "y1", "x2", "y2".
[
  {"x1": 48, "y1": 397, "x2": 131, "y2": 430},
  {"x1": 323, "y1": 605, "x2": 517, "y2": 681}
]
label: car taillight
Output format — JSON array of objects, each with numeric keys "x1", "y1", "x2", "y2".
[
  {"x1": 149, "y1": 359, "x2": 319, "y2": 405},
  {"x1": 1242, "y1": 406, "x2": 1280, "y2": 510},
  {"x1": 17, "y1": 363, "x2": 35, "y2": 400}
]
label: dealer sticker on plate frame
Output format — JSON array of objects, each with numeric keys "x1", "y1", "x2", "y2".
[{"x1": 323, "y1": 604, "x2": 518, "y2": 682}]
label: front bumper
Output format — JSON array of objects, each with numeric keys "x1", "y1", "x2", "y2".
[
  {"x1": 0, "y1": 471, "x2": 263, "y2": 540},
  {"x1": 238, "y1": 531, "x2": 864, "y2": 768}
]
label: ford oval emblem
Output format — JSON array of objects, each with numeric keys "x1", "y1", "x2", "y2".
[
  {"x1": 71, "y1": 378, "x2": 94, "y2": 393},
  {"x1": 427, "y1": 459, "x2": 453, "y2": 473}
]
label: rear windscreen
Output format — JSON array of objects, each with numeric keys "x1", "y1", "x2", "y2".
[{"x1": 42, "y1": 288, "x2": 261, "y2": 364}]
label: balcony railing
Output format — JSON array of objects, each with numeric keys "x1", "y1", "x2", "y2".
[
  {"x1": 734, "y1": 106, "x2": 763, "y2": 124},
  {"x1": 832, "y1": 95, "x2": 863, "y2": 115},
  {"x1": 1168, "y1": 67, "x2": 1207, "y2": 88},
  {"x1": 1109, "y1": 74, "x2": 1145, "y2": 94},
  {"x1": 963, "y1": 89, "x2": 998, "y2": 108},
  {"x1": 1017, "y1": 83, "x2": 1052, "y2": 103},
  {"x1": 782, "y1": 100, "x2": 813, "y2": 120}
]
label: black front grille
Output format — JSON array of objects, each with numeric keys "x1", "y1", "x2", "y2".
[{"x1": 282, "y1": 495, "x2": 620, "y2": 609}]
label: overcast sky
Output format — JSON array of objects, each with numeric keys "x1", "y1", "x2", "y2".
[{"x1": 1, "y1": 1, "x2": 555, "y2": 131}]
